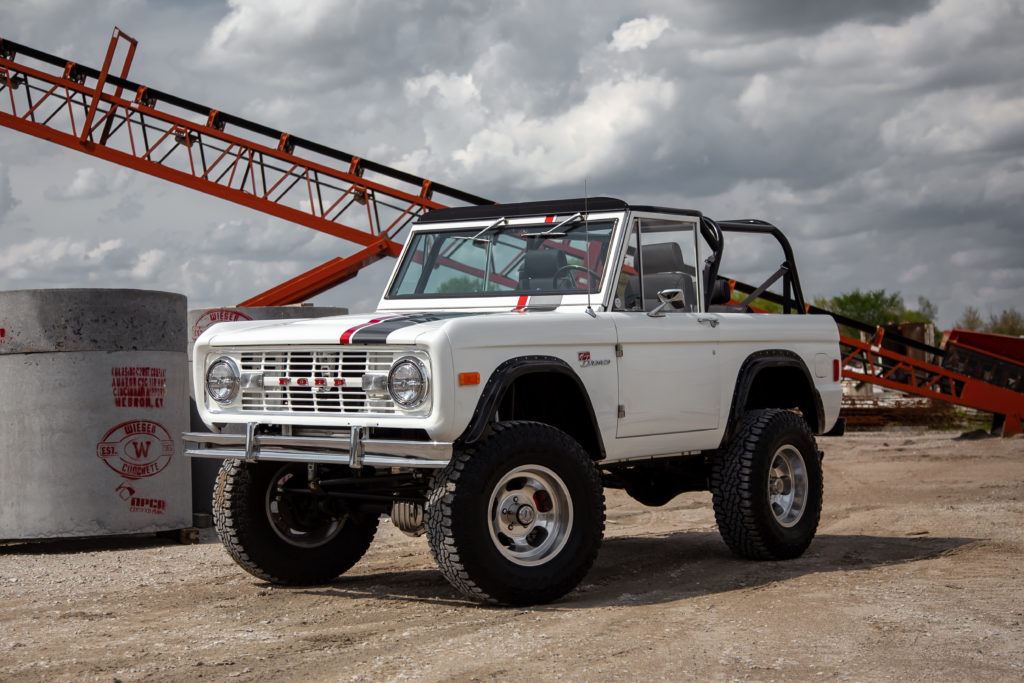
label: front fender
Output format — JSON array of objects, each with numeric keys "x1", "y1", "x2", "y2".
[{"x1": 457, "y1": 355, "x2": 604, "y2": 458}]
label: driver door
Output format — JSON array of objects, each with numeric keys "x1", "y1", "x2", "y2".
[{"x1": 611, "y1": 216, "x2": 720, "y2": 437}]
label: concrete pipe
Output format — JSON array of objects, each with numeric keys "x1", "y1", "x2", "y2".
[{"x1": 0, "y1": 289, "x2": 190, "y2": 540}]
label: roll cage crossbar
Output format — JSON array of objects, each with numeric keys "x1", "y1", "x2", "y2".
[{"x1": 704, "y1": 218, "x2": 807, "y2": 314}]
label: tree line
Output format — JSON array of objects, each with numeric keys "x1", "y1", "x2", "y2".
[{"x1": 813, "y1": 289, "x2": 1023, "y2": 337}]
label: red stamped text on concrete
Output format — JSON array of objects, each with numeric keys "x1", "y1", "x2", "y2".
[
  {"x1": 191, "y1": 308, "x2": 253, "y2": 342},
  {"x1": 111, "y1": 366, "x2": 167, "y2": 408},
  {"x1": 96, "y1": 420, "x2": 175, "y2": 480},
  {"x1": 129, "y1": 497, "x2": 167, "y2": 515}
]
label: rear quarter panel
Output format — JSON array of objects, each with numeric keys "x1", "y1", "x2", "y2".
[{"x1": 715, "y1": 312, "x2": 842, "y2": 435}]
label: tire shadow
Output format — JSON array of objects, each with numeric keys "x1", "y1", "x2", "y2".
[
  {"x1": 569, "y1": 531, "x2": 978, "y2": 608},
  {"x1": 0, "y1": 527, "x2": 221, "y2": 554},
  {"x1": 283, "y1": 531, "x2": 979, "y2": 609},
  {"x1": 292, "y1": 569, "x2": 469, "y2": 607}
]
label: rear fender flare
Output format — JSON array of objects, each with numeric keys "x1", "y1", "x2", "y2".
[{"x1": 723, "y1": 350, "x2": 824, "y2": 445}]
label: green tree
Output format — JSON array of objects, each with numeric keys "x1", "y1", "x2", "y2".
[
  {"x1": 436, "y1": 275, "x2": 480, "y2": 294},
  {"x1": 956, "y1": 306, "x2": 984, "y2": 331},
  {"x1": 732, "y1": 290, "x2": 782, "y2": 313},
  {"x1": 987, "y1": 308, "x2": 1024, "y2": 336},
  {"x1": 903, "y1": 296, "x2": 938, "y2": 325},
  {"x1": 816, "y1": 290, "x2": 937, "y2": 341},
  {"x1": 826, "y1": 289, "x2": 905, "y2": 327},
  {"x1": 954, "y1": 306, "x2": 1023, "y2": 336}
]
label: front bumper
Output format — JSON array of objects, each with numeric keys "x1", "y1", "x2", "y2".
[{"x1": 183, "y1": 425, "x2": 453, "y2": 469}]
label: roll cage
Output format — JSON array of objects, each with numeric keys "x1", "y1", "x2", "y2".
[{"x1": 394, "y1": 197, "x2": 809, "y2": 314}]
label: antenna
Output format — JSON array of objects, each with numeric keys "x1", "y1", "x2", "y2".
[{"x1": 584, "y1": 178, "x2": 597, "y2": 318}]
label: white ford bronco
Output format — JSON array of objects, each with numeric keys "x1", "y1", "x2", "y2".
[{"x1": 186, "y1": 197, "x2": 843, "y2": 605}]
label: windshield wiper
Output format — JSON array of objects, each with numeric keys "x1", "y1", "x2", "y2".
[
  {"x1": 453, "y1": 217, "x2": 507, "y2": 243},
  {"x1": 522, "y1": 212, "x2": 583, "y2": 239}
]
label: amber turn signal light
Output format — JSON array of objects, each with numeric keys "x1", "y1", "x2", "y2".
[{"x1": 458, "y1": 372, "x2": 480, "y2": 386}]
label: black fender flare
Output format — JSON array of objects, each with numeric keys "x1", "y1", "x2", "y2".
[
  {"x1": 457, "y1": 355, "x2": 605, "y2": 458},
  {"x1": 722, "y1": 350, "x2": 825, "y2": 445}
]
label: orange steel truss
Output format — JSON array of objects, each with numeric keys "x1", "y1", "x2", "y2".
[
  {"x1": 0, "y1": 28, "x2": 492, "y2": 306},
  {"x1": 839, "y1": 331, "x2": 1022, "y2": 436},
  {"x1": 725, "y1": 283, "x2": 1024, "y2": 437}
]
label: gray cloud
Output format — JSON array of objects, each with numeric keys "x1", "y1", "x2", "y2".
[
  {"x1": 0, "y1": 163, "x2": 18, "y2": 221},
  {"x1": 0, "y1": 0, "x2": 1021, "y2": 327},
  {"x1": 698, "y1": 0, "x2": 937, "y2": 36}
]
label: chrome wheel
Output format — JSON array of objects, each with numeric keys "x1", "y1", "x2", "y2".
[
  {"x1": 425, "y1": 422, "x2": 605, "y2": 605},
  {"x1": 768, "y1": 444, "x2": 808, "y2": 528},
  {"x1": 265, "y1": 466, "x2": 343, "y2": 548},
  {"x1": 488, "y1": 465, "x2": 573, "y2": 566}
]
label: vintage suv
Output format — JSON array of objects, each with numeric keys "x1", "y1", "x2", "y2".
[{"x1": 186, "y1": 197, "x2": 843, "y2": 605}]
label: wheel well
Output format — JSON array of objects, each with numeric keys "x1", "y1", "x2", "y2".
[
  {"x1": 497, "y1": 373, "x2": 602, "y2": 460},
  {"x1": 743, "y1": 366, "x2": 820, "y2": 431},
  {"x1": 741, "y1": 362, "x2": 819, "y2": 432},
  {"x1": 726, "y1": 353, "x2": 824, "y2": 441}
]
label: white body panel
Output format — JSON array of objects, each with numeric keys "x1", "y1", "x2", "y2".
[
  {"x1": 190, "y1": 202, "x2": 842, "y2": 467},
  {"x1": 193, "y1": 306, "x2": 841, "y2": 463},
  {"x1": 612, "y1": 311, "x2": 720, "y2": 437}
]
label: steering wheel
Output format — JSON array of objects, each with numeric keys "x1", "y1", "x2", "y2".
[{"x1": 553, "y1": 264, "x2": 600, "y2": 289}]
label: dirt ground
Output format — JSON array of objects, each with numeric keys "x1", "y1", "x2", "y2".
[{"x1": 1, "y1": 428, "x2": 1022, "y2": 682}]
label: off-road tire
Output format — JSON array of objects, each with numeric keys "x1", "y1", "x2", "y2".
[
  {"x1": 711, "y1": 409, "x2": 822, "y2": 560},
  {"x1": 425, "y1": 421, "x2": 605, "y2": 606},
  {"x1": 213, "y1": 459, "x2": 379, "y2": 584}
]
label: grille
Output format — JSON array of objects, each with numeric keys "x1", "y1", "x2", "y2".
[{"x1": 238, "y1": 348, "x2": 399, "y2": 415}]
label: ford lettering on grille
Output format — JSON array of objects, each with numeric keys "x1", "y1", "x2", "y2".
[{"x1": 238, "y1": 348, "x2": 398, "y2": 415}]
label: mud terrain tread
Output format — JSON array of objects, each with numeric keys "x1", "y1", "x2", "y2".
[
  {"x1": 214, "y1": 459, "x2": 284, "y2": 581},
  {"x1": 710, "y1": 409, "x2": 822, "y2": 560},
  {"x1": 213, "y1": 459, "x2": 379, "y2": 585},
  {"x1": 425, "y1": 421, "x2": 604, "y2": 605}
]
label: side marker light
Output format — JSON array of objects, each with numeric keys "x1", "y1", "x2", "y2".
[{"x1": 459, "y1": 372, "x2": 481, "y2": 386}]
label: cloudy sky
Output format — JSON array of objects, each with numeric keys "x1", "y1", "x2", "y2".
[{"x1": 1, "y1": 0, "x2": 1021, "y2": 328}]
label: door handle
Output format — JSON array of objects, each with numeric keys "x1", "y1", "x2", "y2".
[{"x1": 697, "y1": 317, "x2": 719, "y2": 328}]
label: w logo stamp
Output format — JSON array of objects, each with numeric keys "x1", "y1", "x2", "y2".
[{"x1": 96, "y1": 420, "x2": 175, "y2": 480}]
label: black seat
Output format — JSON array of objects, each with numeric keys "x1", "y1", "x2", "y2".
[
  {"x1": 518, "y1": 249, "x2": 567, "y2": 291},
  {"x1": 623, "y1": 242, "x2": 697, "y2": 311}
]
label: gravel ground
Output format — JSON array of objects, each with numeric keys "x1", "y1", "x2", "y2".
[{"x1": 1, "y1": 428, "x2": 1022, "y2": 682}]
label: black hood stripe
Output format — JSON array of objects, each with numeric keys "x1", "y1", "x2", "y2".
[{"x1": 343, "y1": 312, "x2": 489, "y2": 344}]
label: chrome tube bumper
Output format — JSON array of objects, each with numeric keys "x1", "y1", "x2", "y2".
[{"x1": 183, "y1": 426, "x2": 453, "y2": 469}]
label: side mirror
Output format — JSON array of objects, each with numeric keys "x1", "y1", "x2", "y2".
[
  {"x1": 648, "y1": 288, "x2": 685, "y2": 317},
  {"x1": 710, "y1": 279, "x2": 732, "y2": 306}
]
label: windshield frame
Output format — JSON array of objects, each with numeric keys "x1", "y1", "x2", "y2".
[{"x1": 379, "y1": 211, "x2": 626, "y2": 310}]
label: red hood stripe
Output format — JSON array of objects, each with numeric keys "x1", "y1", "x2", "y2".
[{"x1": 339, "y1": 316, "x2": 399, "y2": 344}]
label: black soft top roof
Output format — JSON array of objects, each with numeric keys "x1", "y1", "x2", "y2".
[{"x1": 418, "y1": 197, "x2": 702, "y2": 223}]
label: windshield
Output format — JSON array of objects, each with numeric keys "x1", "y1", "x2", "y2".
[{"x1": 387, "y1": 219, "x2": 617, "y2": 299}]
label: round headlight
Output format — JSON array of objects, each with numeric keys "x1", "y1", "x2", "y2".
[
  {"x1": 388, "y1": 357, "x2": 428, "y2": 408},
  {"x1": 206, "y1": 357, "x2": 240, "y2": 404}
]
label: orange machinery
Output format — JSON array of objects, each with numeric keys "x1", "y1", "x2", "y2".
[
  {"x1": 0, "y1": 28, "x2": 492, "y2": 306},
  {"x1": 727, "y1": 282, "x2": 1023, "y2": 437}
]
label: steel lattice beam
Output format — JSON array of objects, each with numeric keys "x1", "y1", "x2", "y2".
[
  {"x1": 722, "y1": 283, "x2": 1024, "y2": 436},
  {"x1": 0, "y1": 29, "x2": 492, "y2": 306}
]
